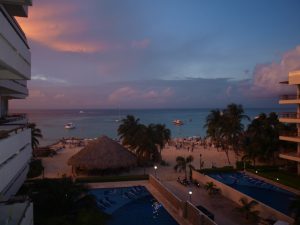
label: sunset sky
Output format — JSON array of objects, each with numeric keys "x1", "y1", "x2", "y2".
[{"x1": 12, "y1": 0, "x2": 300, "y2": 109}]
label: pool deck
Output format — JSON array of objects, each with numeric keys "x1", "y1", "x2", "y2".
[
  {"x1": 88, "y1": 180, "x2": 256, "y2": 225},
  {"x1": 244, "y1": 171, "x2": 300, "y2": 195},
  {"x1": 162, "y1": 181, "x2": 256, "y2": 225}
]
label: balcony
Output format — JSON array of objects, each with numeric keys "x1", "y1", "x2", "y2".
[
  {"x1": 279, "y1": 95, "x2": 300, "y2": 104},
  {"x1": 279, "y1": 131, "x2": 300, "y2": 143},
  {"x1": 279, "y1": 112, "x2": 300, "y2": 123},
  {"x1": 0, "y1": 80, "x2": 28, "y2": 97},
  {"x1": 0, "y1": 199, "x2": 33, "y2": 225},
  {"x1": 0, "y1": 114, "x2": 27, "y2": 125},
  {"x1": 279, "y1": 151, "x2": 300, "y2": 163},
  {"x1": 0, "y1": 7, "x2": 30, "y2": 80},
  {"x1": 0, "y1": 127, "x2": 31, "y2": 199}
]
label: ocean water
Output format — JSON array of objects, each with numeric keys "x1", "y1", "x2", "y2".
[{"x1": 13, "y1": 108, "x2": 287, "y2": 146}]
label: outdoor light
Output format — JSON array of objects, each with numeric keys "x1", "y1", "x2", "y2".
[
  {"x1": 154, "y1": 165, "x2": 158, "y2": 178},
  {"x1": 188, "y1": 190, "x2": 193, "y2": 202},
  {"x1": 255, "y1": 170, "x2": 258, "y2": 174},
  {"x1": 276, "y1": 178, "x2": 279, "y2": 181}
]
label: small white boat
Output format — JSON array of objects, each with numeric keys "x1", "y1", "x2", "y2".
[
  {"x1": 79, "y1": 110, "x2": 84, "y2": 114},
  {"x1": 172, "y1": 119, "x2": 184, "y2": 125},
  {"x1": 64, "y1": 122, "x2": 76, "y2": 129}
]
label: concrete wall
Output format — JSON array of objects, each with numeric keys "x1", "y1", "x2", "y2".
[
  {"x1": 186, "y1": 201, "x2": 217, "y2": 225},
  {"x1": 192, "y1": 171, "x2": 294, "y2": 224},
  {"x1": 149, "y1": 175, "x2": 217, "y2": 225},
  {"x1": 149, "y1": 175, "x2": 185, "y2": 215}
]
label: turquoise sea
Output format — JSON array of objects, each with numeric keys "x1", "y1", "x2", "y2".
[{"x1": 14, "y1": 108, "x2": 288, "y2": 146}]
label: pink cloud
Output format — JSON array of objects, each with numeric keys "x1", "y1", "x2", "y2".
[
  {"x1": 29, "y1": 89, "x2": 45, "y2": 98},
  {"x1": 108, "y1": 87, "x2": 137, "y2": 103},
  {"x1": 107, "y1": 86, "x2": 174, "y2": 105},
  {"x1": 17, "y1": 2, "x2": 111, "y2": 53},
  {"x1": 143, "y1": 90, "x2": 159, "y2": 99},
  {"x1": 131, "y1": 38, "x2": 150, "y2": 49},
  {"x1": 246, "y1": 45, "x2": 300, "y2": 97}
]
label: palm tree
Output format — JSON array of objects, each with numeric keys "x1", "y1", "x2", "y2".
[
  {"x1": 118, "y1": 116, "x2": 171, "y2": 164},
  {"x1": 242, "y1": 112, "x2": 290, "y2": 166},
  {"x1": 27, "y1": 123, "x2": 43, "y2": 150},
  {"x1": 174, "y1": 155, "x2": 194, "y2": 179},
  {"x1": 290, "y1": 195, "x2": 300, "y2": 225},
  {"x1": 117, "y1": 115, "x2": 140, "y2": 148},
  {"x1": 222, "y1": 103, "x2": 249, "y2": 159},
  {"x1": 204, "y1": 182, "x2": 219, "y2": 195},
  {"x1": 151, "y1": 124, "x2": 171, "y2": 160},
  {"x1": 237, "y1": 197, "x2": 260, "y2": 222},
  {"x1": 204, "y1": 109, "x2": 224, "y2": 148}
]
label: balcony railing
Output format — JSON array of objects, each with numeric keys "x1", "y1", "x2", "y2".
[
  {"x1": 279, "y1": 95, "x2": 300, "y2": 100},
  {"x1": 279, "y1": 112, "x2": 300, "y2": 119},
  {"x1": 0, "y1": 125, "x2": 27, "y2": 140},
  {"x1": 0, "y1": 7, "x2": 28, "y2": 48},
  {"x1": 0, "y1": 114, "x2": 27, "y2": 125},
  {"x1": 280, "y1": 131, "x2": 300, "y2": 138}
]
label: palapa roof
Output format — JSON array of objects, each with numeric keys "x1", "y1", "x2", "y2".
[{"x1": 68, "y1": 135, "x2": 137, "y2": 170}]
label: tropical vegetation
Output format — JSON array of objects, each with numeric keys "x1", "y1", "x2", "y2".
[
  {"x1": 118, "y1": 115, "x2": 171, "y2": 164},
  {"x1": 20, "y1": 177, "x2": 109, "y2": 225},
  {"x1": 204, "y1": 103, "x2": 249, "y2": 164},
  {"x1": 204, "y1": 181, "x2": 220, "y2": 195},
  {"x1": 236, "y1": 197, "x2": 260, "y2": 222},
  {"x1": 205, "y1": 104, "x2": 296, "y2": 168},
  {"x1": 27, "y1": 159, "x2": 44, "y2": 178},
  {"x1": 174, "y1": 155, "x2": 194, "y2": 179},
  {"x1": 241, "y1": 112, "x2": 294, "y2": 166},
  {"x1": 27, "y1": 123, "x2": 43, "y2": 149}
]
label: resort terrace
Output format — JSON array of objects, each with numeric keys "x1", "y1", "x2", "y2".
[{"x1": 31, "y1": 139, "x2": 297, "y2": 225}]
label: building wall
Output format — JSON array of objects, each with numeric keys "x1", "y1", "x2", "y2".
[{"x1": 0, "y1": 128, "x2": 31, "y2": 200}]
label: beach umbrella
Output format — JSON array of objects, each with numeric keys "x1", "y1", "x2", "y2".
[{"x1": 68, "y1": 135, "x2": 137, "y2": 171}]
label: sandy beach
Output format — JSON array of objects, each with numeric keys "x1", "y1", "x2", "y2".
[{"x1": 41, "y1": 139, "x2": 236, "y2": 180}]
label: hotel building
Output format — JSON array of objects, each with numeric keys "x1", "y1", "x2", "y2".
[
  {"x1": 279, "y1": 70, "x2": 300, "y2": 175},
  {"x1": 0, "y1": 0, "x2": 33, "y2": 224}
]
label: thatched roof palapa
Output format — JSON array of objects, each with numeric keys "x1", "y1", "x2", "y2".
[{"x1": 68, "y1": 135, "x2": 137, "y2": 170}]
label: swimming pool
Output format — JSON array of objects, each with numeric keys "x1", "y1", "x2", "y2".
[
  {"x1": 208, "y1": 172, "x2": 296, "y2": 216},
  {"x1": 90, "y1": 186, "x2": 179, "y2": 225}
]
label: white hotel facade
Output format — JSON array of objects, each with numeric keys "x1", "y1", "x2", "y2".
[
  {"x1": 279, "y1": 70, "x2": 300, "y2": 175},
  {"x1": 0, "y1": 0, "x2": 33, "y2": 224}
]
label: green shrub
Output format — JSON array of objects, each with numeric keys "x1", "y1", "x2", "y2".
[
  {"x1": 76, "y1": 174, "x2": 149, "y2": 183},
  {"x1": 199, "y1": 166, "x2": 236, "y2": 174},
  {"x1": 236, "y1": 161, "x2": 252, "y2": 170},
  {"x1": 160, "y1": 160, "x2": 169, "y2": 166},
  {"x1": 27, "y1": 159, "x2": 44, "y2": 178}
]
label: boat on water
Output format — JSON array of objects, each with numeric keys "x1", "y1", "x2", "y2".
[
  {"x1": 79, "y1": 110, "x2": 84, "y2": 114},
  {"x1": 64, "y1": 122, "x2": 76, "y2": 129},
  {"x1": 172, "y1": 119, "x2": 184, "y2": 126}
]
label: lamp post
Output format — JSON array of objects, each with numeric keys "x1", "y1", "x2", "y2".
[
  {"x1": 188, "y1": 190, "x2": 193, "y2": 202},
  {"x1": 154, "y1": 165, "x2": 158, "y2": 178}
]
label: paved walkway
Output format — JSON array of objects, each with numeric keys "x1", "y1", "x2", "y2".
[{"x1": 163, "y1": 180, "x2": 257, "y2": 225}]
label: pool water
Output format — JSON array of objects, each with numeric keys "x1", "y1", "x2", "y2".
[
  {"x1": 208, "y1": 172, "x2": 296, "y2": 216},
  {"x1": 90, "y1": 186, "x2": 179, "y2": 225}
]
